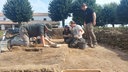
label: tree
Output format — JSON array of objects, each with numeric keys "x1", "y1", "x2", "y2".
[
  {"x1": 94, "y1": 4, "x2": 104, "y2": 26},
  {"x1": 3, "y1": 0, "x2": 33, "y2": 26},
  {"x1": 71, "y1": 0, "x2": 96, "y2": 26},
  {"x1": 117, "y1": 0, "x2": 128, "y2": 25},
  {"x1": 48, "y1": 0, "x2": 72, "y2": 27},
  {"x1": 100, "y1": 3, "x2": 118, "y2": 27}
]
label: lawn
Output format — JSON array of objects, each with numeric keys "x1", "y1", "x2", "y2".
[{"x1": 0, "y1": 30, "x2": 4, "y2": 38}]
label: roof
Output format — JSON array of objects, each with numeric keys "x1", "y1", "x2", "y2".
[
  {"x1": 0, "y1": 21, "x2": 59, "y2": 25},
  {"x1": 25, "y1": 21, "x2": 60, "y2": 25},
  {"x1": 0, "y1": 13, "x2": 48, "y2": 17},
  {"x1": 0, "y1": 21, "x2": 18, "y2": 25},
  {"x1": 33, "y1": 13, "x2": 48, "y2": 16},
  {"x1": 0, "y1": 13, "x2": 59, "y2": 25}
]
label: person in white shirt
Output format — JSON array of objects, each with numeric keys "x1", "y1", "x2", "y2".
[{"x1": 68, "y1": 21, "x2": 86, "y2": 49}]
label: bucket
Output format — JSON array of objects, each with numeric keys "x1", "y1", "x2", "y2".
[{"x1": 0, "y1": 40, "x2": 9, "y2": 52}]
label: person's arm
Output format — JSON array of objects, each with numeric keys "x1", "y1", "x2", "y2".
[
  {"x1": 93, "y1": 12, "x2": 96, "y2": 26},
  {"x1": 40, "y1": 35, "x2": 45, "y2": 46},
  {"x1": 79, "y1": 29, "x2": 84, "y2": 35},
  {"x1": 44, "y1": 37, "x2": 55, "y2": 45},
  {"x1": 84, "y1": 22, "x2": 86, "y2": 27},
  {"x1": 63, "y1": 35, "x2": 68, "y2": 37},
  {"x1": 63, "y1": 31, "x2": 70, "y2": 37},
  {"x1": 74, "y1": 25, "x2": 84, "y2": 38},
  {"x1": 63, "y1": 31, "x2": 67, "y2": 37}
]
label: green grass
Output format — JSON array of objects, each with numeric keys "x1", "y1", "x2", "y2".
[{"x1": 0, "y1": 30, "x2": 4, "y2": 37}]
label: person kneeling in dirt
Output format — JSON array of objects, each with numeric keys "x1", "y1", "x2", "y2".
[
  {"x1": 11, "y1": 23, "x2": 57, "y2": 47},
  {"x1": 68, "y1": 21, "x2": 86, "y2": 49},
  {"x1": 63, "y1": 25, "x2": 72, "y2": 43}
]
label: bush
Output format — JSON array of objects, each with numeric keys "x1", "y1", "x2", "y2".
[
  {"x1": 0, "y1": 30, "x2": 4, "y2": 37},
  {"x1": 95, "y1": 27, "x2": 128, "y2": 50}
]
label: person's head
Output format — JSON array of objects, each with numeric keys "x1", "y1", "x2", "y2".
[
  {"x1": 64, "y1": 25, "x2": 70, "y2": 30},
  {"x1": 81, "y1": 3, "x2": 88, "y2": 11},
  {"x1": 70, "y1": 21, "x2": 76, "y2": 27},
  {"x1": 44, "y1": 24, "x2": 52, "y2": 32}
]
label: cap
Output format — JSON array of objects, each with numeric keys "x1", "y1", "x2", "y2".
[
  {"x1": 45, "y1": 24, "x2": 52, "y2": 31},
  {"x1": 64, "y1": 25, "x2": 69, "y2": 28}
]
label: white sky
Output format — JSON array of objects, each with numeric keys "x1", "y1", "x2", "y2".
[
  {"x1": 0, "y1": 0, "x2": 120, "y2": 13},
  {"x1": 96, "y1": 0, "x2": 120, "y2": 5}
]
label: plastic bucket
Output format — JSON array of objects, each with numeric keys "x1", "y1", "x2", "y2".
[{"x1": 0, "y1": 40, "x2": 9, "y2": 52}]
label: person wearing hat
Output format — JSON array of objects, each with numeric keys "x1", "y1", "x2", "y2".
[
  {"x1": 63, "y1": 25, "x2": 72, "y2": 43},
  {"x1": 17, "y1": 23, "x2": 53, "y2": 47}
]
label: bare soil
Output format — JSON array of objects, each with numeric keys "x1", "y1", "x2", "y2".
[{"x1": 0, "y1": 39, "x2": 128, "y2": 72}]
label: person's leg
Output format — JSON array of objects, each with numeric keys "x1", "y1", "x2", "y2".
[
  {"x1": 85, "y1": 24, "x2": 92, "y2": 47},
  {"x1": 65, "y1": 38, "x2": 72, "y2": 44},
  {"x1": 89, "y1": 23, "x2": 97, "y2": 47},
  {"x1": 77, "y1": 38, "x2": 86, "y2": 49},
  {"x1": 68, "y1": 38, "x2": 78, "y2": 48}
]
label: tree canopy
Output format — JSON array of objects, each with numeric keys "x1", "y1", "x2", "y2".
[
  {"x1": 71, "y1": 0, "x2": 96, "y2": 26},
  {"x1": 99, "y1": 3, "x2": 118, "y2": 27},
  {"x1": 3, "y1": 0, "x2": 33, "y2": 25},
  {"x1": 48, "y1": 0, "x2": 128, "y2": 27},
  {"x1": 117, "y1": 0, "x2": 128, "y2": 24},
  {"x1": 48, "y1": 0, "x2": 72, "y2": 27}
]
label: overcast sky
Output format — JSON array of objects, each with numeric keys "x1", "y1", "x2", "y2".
[{"x1": 0, "y1": 0, "x2": 120, "y2": 13}]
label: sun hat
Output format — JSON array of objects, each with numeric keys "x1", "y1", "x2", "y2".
[
  {"x1": 45, "y1": 24, "x2": 52, "y2": 31},
  {"x1": 64, "y1": 25, "x2": 69, "y2": 28}
]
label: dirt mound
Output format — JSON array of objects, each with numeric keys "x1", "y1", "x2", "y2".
[
  {"x1": 0, "y1": 65, "x2": 60, "y2": 72},
  {"x1": 95, "y1": 29, "x2": 128, "y2": 52}
]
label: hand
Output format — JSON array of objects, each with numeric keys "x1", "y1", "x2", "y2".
[
  {"x1": 44, "y1": 45, "x2": 49, "y2": 48},
  {"x1": 74, "y1": 35, "x2": 79, "y2": 39},
  {"x1": 84, "y1": 23, "x2": 86, "y2": 27},
  {"x1": 68, "y1": 34, "x2": 72, "y2": 37},
  {"x1": 63, "y1": 35, "x2": 67, "y2": 37}
]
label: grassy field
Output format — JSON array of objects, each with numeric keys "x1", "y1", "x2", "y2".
[{"x1": 0, "y1": 30, "x2": 4, "y2": 38}]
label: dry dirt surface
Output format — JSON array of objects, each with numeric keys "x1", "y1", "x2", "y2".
[{"x1": 0, "y1": 39, "x2": 128, "y2": 72}]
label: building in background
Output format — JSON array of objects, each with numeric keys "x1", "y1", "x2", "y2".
[{"x1": 0, "y1": 13, "x2": 60, "y2": 30}]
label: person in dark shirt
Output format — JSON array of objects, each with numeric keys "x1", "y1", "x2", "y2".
[
  {"x1": 63, "y1": 25, "x2": 72, "y2": 43},
  {"x1": 18, "y1": 23, "x2": 53, "y2": 47},
  {"x1": 81, "y1": 3, "x2": 97, "y2": 48}
]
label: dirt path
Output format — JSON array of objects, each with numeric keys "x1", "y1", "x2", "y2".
[{"x1": 0, "y1": 39, "x2": 128, "y2": 72}]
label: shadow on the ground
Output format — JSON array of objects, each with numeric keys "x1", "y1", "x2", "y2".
[{"x1": 100, "y1": 44, "x2": 128, "y2": 61}]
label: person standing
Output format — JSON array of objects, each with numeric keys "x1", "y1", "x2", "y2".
[{"x1": 81, "y1": 3, "x2": 97, "y2": 48}]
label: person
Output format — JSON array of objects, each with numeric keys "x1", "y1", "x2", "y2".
[
  {"x1": 81, "y1": 3, "x2": 97, "y2": 48},
  {"x1": 11, "y1": 23, "x2": 56, "y2": 47},
  {"x1": 63, "y1": 25, "x2": 72, "y2": 43},
  {"x1": 68, "y1": 21, "x2": 86, "y2": 49}
]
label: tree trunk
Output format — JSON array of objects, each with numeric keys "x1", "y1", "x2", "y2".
[
  {"x1": 18, "y1": 22, "x2": 22, "y2": 27},
  {"x1": 121, "y1": 24, "x2": 124, "y2": 27},
  {"x1": 62, "y1": 19, "x2": 65, "y2": 27},
  {"x1": 112, "y1": 24, "x2": 115, "y2": 28}
]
